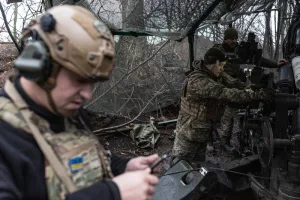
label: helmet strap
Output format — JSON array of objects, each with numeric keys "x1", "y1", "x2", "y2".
[
  {"x1": 46, "y1": 91, "x2": 60, "y2": 115},
  {"x1": 42, "y1": 62, "x2": 61, "y2": 115},
  {"x1": 41, "y1": 62, "x2": 60, "y2": 91}
]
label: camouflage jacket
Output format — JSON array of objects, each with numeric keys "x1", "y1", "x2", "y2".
[
  {"x1": 179, "y1": 60, "x2": 262, "y2": 122},
  {"x1": 0, "y1": 79, "x2": 115, "y2": 200}
]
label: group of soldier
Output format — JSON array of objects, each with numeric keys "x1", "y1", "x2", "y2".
[
  {"x1": 0, "y1": 4, "x2": 286, "y2": 200},
  {"x1": 172, "y1": 28, "x2": 284, "y2": 166}
]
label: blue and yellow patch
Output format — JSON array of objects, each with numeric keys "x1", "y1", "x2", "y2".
[{"x1": 69, "y1": 156, "x2": 83, "y2": 173}]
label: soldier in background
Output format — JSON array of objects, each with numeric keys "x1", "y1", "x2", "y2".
[
  {"x1": 0, "y1": 5, "x2": 159, "y2": 200},
  {"x1": 213, "y1": 28, "x2": 247, "y2": 82},
  {"x1": 172, "y1": 47, "x2": 273, "y2": 164},
  {"x1": 214, "y1": 28, "x2": 279, "y2": 80},
  {"x1": 213, "y1": 28, "x2": 282, "y2": 154}
]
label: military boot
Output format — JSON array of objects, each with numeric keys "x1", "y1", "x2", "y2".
[{"x1": 220, "y1": 136, "x2": 235, "y2": 153}]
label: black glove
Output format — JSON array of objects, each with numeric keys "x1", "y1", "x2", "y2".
[{"x1": 260, "y1": 88, "x2": 275, "y2": 101}]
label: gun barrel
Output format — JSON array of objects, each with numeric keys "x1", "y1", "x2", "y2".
[{"x1": 273, "y1": 139, "x2": 292, "y2": 146}]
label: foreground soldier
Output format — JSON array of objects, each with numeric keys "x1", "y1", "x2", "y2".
[
  {"x1": 172, "y1": 48, "x2": 273, "y2": 163},
  {"x1": 0, "y1": 5, "x2": 159, "y2": 200}
]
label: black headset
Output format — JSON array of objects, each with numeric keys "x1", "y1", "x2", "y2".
[{"x1": 14, "y1": 13, "x2": 56, "y2": 83}]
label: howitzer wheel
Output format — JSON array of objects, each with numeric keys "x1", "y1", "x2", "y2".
[{"x1": 257, "y1": 117, "x2": 274, "y2": 168}]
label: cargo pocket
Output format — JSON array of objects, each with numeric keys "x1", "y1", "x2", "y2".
[{"x1": 187, "y1": 119, "x2": 212, "y2": 143}]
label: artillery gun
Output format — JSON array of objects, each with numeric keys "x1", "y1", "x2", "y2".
[
  {"x1": 238, "y1": 61, "x2": 300, "y2": 199},
  {"x1": 238, "y1": 3, "x2": 300, "y2": 199},
  {"x1": 153, "y1": 1, "x2": 300, "y2": 198}
]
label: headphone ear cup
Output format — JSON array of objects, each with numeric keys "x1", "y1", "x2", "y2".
[{"x1": 14, "y1": 41, "x2": 52, "y2": 83}]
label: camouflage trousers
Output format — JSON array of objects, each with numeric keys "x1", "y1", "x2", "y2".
[
  {"x1": 172, "y1": 113, "x2": 212, "y2": 162},
  {"x1": 220, "y1": 105, "x2": 237, "y2": 138}
]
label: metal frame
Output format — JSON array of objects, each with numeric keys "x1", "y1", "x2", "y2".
[{"x1": 110, "y1": 0, "x2": 223, "y2": 71}]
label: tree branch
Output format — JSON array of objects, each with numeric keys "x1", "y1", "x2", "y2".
[
  {"x1": 93, "y1": 83, "x2": 166, "y2": 134},
  {"x1": 0, "y1": 1, "x2": 20, "y2": 53},
  {"x1": 84, "y1": 39, "x2": 170, "y2": 109}
]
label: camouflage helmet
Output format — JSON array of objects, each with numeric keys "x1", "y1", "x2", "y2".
[
  {"x1": 21, "y1": 5, "x2": 115, "y2": 81},
  {"x1": 204, "y1": 48, "x2": 226, "y2": 65},
  {"x1": 224, "y1": 28, "x2": 238, "y2": 40}
]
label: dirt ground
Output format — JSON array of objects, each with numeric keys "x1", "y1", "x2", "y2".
[
  {"x1": 90, "y1": 105, "x2": 245, "y2": 164},
  {"x1": 95, "y1": 121, "x2": 177, "y2": 174},
  {"x1": 88, "y1": 105, "x2": 179, "y2": 173},
  {"x1": 98, "y1": 127, "x2": 175, "y2": 159}
]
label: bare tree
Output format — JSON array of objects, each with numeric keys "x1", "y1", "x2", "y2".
[
  {"x1": 263, "y1": 3, "x2": 274, "y2": 59},
  {"x1": 0, "y1": 0, "x2": 44, "y2": 43},
  {"x1": 13, "y1": 3, "x2": 17, "y2": 39},
  {"x1": 121, "y1": 0, "x2": 144, "y2": 29},
  {"x1": 145, "y1": 0, "x2": 204, "y2": 31},
  {"x1": 6, "y1": 0, "x2": 297, "y2": 122},
  {"x1": 274, "y1": 0, "x2": 288, "y2": 61}
]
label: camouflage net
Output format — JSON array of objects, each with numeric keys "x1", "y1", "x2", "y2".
[
  {"x1": 84, "y1": 36, "x2": 213, "y2": 118},
  {"x1": 43, "y1": 0, "x2": 222, "y2": 119},
  {"x1": 40, "y1": 0, "x2": 280, "y2": 119}
]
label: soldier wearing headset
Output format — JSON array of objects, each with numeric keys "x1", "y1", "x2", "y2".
[{"x1": 0, "y1": 5, "x2": 159, "y2": 200}]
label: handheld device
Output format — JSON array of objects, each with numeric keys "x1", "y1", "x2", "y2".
[{"x1": 150, "y1": 153, "x2": 169, "y2": 173}]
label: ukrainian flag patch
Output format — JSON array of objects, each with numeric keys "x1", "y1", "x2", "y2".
[{"x1": 69, "y1": 156, "x2": 83, "y2": 173}]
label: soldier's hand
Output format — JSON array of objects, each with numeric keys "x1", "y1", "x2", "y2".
[
  {"x1": 125, "y1": 154, "x2": 160, "y2": 173},
  {"x1": 112, "y1": 168, "x2": 159, "y2": 200},
  {"x1": 260, "y1": 88, "x2": 275, "y2": 101},
  {"x1": 277, "y1": 59, "x2": 288, "y2": 67}
]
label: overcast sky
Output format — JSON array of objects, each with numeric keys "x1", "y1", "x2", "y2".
[{"x1": 0, "y1": 0, "x2": 281, "y2": 51}]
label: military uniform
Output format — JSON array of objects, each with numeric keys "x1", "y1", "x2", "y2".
[
  {"x1": 218, "y1": 72, "x2": 246, "y2": 140},
  {"x1": 213, "y1": 28, "x2": 250, "y2": 151},
  {"x1": 0, "y1": 77, "x2": 128, "y2": 200},
  {"x1": 214, "y1": 44, "x2": 247, "y2": 142},
  {"x1": 172, "y1": 60, "x2": 268, "y2": 162},
  {"x1": 213, "y1": 28, "x2": 277, "y2": 151},
  {"x1": 0, "y1": 5, "x2": 128, "y2": 199}
]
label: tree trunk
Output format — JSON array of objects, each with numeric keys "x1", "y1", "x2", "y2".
[
  {"x1": 274, "y1": 0, "x2": 287, "y2": 61},
  {"x1": 13, "y1": 3, "x2": 18, "y2": 39},
  {"x1": 121, "y1": 0, "x2": 144, "y2": 29},
  {"x1": 263, "y1": 4, "x2": 274, "y2": 59}
]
